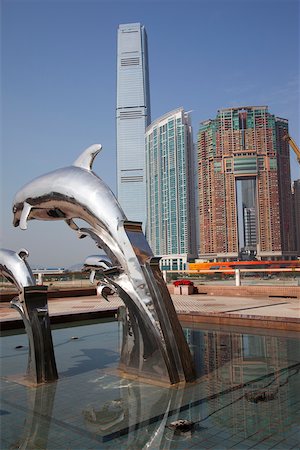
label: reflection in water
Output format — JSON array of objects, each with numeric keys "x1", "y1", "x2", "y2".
[
  {"x1": 79, "y1": 327, "x2": 299, "y2": 447},
  {"x1": 60, "y1": 348, "x2": 119, "y2": 378},
  {"x1": 83, "y1": 398, "x2": 126, "y2": 432},
  {"x1": 10, "y1": 382, "x2": 57, "y2": 450},
  {"x1": 82, "y1": 380, "x2": 186, "y2": 449},
  {"x1": 2, "y1": 324, "x2": 299, "y2": 449},
  {"x1": 185, "y1": 327, "x2": 300, "y2": 440}
]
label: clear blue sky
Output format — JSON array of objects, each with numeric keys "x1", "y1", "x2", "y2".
[{"x1": 1, "y1": 0, "x2": 299, "y2": 267}]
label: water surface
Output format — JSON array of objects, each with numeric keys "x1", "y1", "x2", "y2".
[{"x1": 1, "y1": 320, "x2": 299, "y2": 449}]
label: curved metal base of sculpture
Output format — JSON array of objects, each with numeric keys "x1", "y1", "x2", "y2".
[
  {"x1": 0, "y1": 248, "x2": 58, "y2": 385},
  {"x1": 12, "y1": 144, "x2": 196, "y2": 384},
  {"x1": 11, "y1": 287, "x2": 58, "y2": 384}
]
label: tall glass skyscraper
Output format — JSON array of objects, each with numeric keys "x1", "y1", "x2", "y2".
[
  {"x1": 145, "y1": 108, "x2": 196, "y2": 270},
  {"x1": 116, "y1": 23, "x2": 151, "y2": 226}
]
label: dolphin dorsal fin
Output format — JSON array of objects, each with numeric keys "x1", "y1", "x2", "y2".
[{"x1": 73, "y1": 144, "x2": 102, "y2": 171}]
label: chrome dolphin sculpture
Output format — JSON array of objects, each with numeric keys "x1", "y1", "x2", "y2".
[
  {"x1": 0, "y1": 248, "x2": 35, "y2": 291},
  {"x1": 82, "y1": 254, "x2": 115, "y2": 300},
  {"x1": 13, "y1": 144, "x2": 195, "y2": 384},
  {"x1": 0, "y1": 248, "x2": 58, "y2": 384},
  {"x1": 82, "y1": 254, "x2": 113, "y2": 282}
]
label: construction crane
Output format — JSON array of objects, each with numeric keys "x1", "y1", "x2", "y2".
[{"x1": 283, "y1": 134, "x2": 300, "y2": 164}]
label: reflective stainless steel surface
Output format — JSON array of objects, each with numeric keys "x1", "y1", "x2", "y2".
[
  {"x1": 12, "y1": 144, "x2": 196, "y2": 384},
  {"x1": 82, "y1": 254, "x2": 115, "y2": 300},
  {"x1": 0, "y1": 248, "x2": 35, "y2": 291},
  {"x1": 0, "y1": 248, "x2": 58, "y2": 384}
]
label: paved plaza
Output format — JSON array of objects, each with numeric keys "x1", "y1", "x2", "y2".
[{"x1": 1, "y1": 292, "x2": 299, "y2": 331}]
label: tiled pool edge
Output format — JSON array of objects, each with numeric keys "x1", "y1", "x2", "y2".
[
  {"x1": 0, "y1": 309, "x2": 118, "y2": 331},
  {"x1": 177, "y1": 312, "x2": 300, "y2": 331},
  {"x1": 1, "y1": 308, "x2": 299, "y2": 332}
]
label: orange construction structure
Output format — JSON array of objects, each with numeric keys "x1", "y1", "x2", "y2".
[{"x1": 189, "y1": 260, "x2": 300, "y2": 272}]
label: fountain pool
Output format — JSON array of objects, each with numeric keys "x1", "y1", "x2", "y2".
[{"x1": 1, "y1": 319, "x2": 299, "y2": 449}]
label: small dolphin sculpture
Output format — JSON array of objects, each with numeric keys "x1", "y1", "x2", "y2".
[
  {"x1": 82, "y1": 254, "x2": 114, "y2": 282},
  {"x1": 83, "y1": 254, "x2": 113, "y2": 271},
  {"x1": 82, "y1": 254, "x2": 115, "y2": 300},
  {"x1": 0, "y1": 248, "x2": 35, "y2": 291},
  {"x1": 12, "y1": 144, "x2": 196, "y2": 384},
  {"x1": 0, "y1": 248, "x2": 58, "y2": 384}
]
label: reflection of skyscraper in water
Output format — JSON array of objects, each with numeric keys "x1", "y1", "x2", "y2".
[{"x1": 199, "y1": 328, "x2": 293, "y2": 438}]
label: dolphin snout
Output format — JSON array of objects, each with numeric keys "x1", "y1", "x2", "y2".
[{"x1": 12, "y1": 201, "x2": 33, "y2": 230}]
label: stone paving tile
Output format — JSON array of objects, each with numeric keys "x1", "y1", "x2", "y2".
[{"x1": 1, "y1": 293, "x2": 299, "y2": 325}]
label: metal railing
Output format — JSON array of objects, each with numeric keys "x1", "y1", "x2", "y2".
[
  {"x1": 0, "y1": 271, "x2": 91, "y2": 293},
  {"x1": 1, "y1": 268, "x2": 300, "y2": 293},
  {"x1": 162, "y1": 268, "x2": 300, "y2": 287}
]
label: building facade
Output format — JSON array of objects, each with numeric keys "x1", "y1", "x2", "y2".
[
  {"x1": 145, "y1": 108, "x2": 196, "y2": 270},
  {"x1": 197, "y1": 106, "x2": 295, "y2": 260},
  {"x1": 116, "y1": 23, "x2": 151, "y2": 226},
  {"x1": 292, "y1": 179, "x2": 300, "y2": 256}
]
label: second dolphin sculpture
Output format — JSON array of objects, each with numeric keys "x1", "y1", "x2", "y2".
[
  {"x1": 13, "y1": 144, "x2": 196, "y2": 384},
  {"x1": 82, "y1": 254, "x2": 115, "y2": 300},
  {"x1": 0, "y1": 248, "x2": 58, "y2": 384}
]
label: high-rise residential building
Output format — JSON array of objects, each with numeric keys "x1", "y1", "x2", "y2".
[
  {"x1": 116, "y1": 23, "x2": 151, "y2": 226},
  {"x1": 145, "y1": 108, "x2": 196, "y2": 270},
  {"x1": 197, "y1": 106, "x2": 296, "y2": 260},
  {"x1": 292, "y1": 179, "x2": 300, "y2": 256}
]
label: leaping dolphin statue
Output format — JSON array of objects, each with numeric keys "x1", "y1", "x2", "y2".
[
  {"x1": 12, "y1": 144, "x2": 196, "y2": 384},
  {"x1": 0, "y1": 248, "x2": 58, "y2": 384},
  {"x1": 0, "y1": 248, "x2": 36, "y2": 291},
  {"x1": 81, "y1": 254, "x2": 115, "y2": 300}
]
